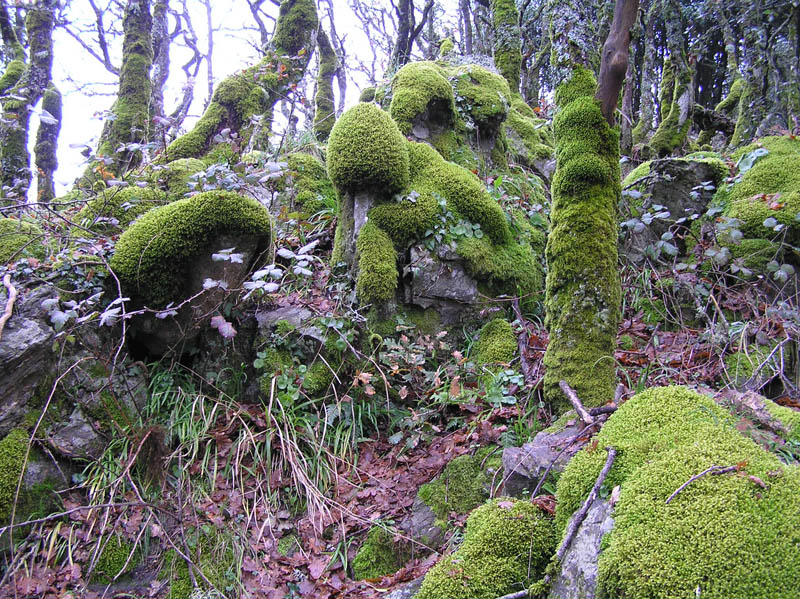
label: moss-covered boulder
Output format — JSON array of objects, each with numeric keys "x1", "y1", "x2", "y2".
[
  {"x1": 473, "y1": 318, "x2": 516, "y2": 365},
  {"x1": 0, "y1": 218, "x2": 45, "y2": 264},
  {"x1": 555, "y1": 386, "x2": 800, "y2": 598},
  {"x1": 284, "y1": 151, "x2": 336, "y2": 215},
  {"x1": 415, "y1": 498, "x2": 556, "y2": 599},
  {"x1": 92, "y1": 535, "x2": 138, "y2": 583},
  {"x1": 352, "y1": 525, "x2": 410, "y2": 580},
  {"x1": 76, "y1": 186, "x2": 167, "y2": 231},
  {"x1": 148, "y1": 157, "x2": 206, "y2": 199}
]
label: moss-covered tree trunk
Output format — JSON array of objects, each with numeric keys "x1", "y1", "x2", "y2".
[
  {"x1": 150, "y1": 0, "x2": 169, "y2": 138},
  {"x1": 543, "y1": 0, "x2": 636, "y2": 412},
  {"x1": 34, "y1": 82, "x2": 60, "y2": 203},
  {"x1": 0, "y1": 0, "x2": 55, "y2": 207},
  {"x1": 165, "y1": 0, "x2": 318, "y2": 161},
  {"x1": 96, "y1": 0, "x2": 153, "y2": 174},
  {"x1": 313, "y1": 28, "x2": 337, "y2": 142},
  {"x1": 490, "y1": 0, "x2": 522, "y2": 93},
  {"x1": 631, "y1": 0, "x2": 657, "y2": 148}
]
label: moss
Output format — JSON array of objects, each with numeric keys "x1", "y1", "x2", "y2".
[
  {"x1": 490, "y1": 0, "x2": 522, "y2": 92},
  {"x1": 619, "y1": 334, "x2": 634, "y2": 350},
  {"x1": 166, "y1": 102, "x2": 226, "y2": 160},
  {"x1": 438, "y1": 38, "x2": 454, "y2": 57},
  {"x1": 161, "y1": 531, "x2": 237, "y2": 599},
  {"x1": 555, "y1": 386, "x2": 800, "y2": 598},
  {"x1": 473, "y1": 319, "x2": 516, "y2": 365},
  {"x1": 276, "y1": 534, "x2": 300, "y2": 556},
  {"x1": 415, "y1": 498, "x2": 556, "y2": 599},
  {"x1": 313, "y1": 28, "x2": 337, "y2": 142},
  {"x1": 389, "y1": 61, "x2": 455, "y2": 135},
  {"x1": 271, "y1": 0, "x2": 318, "y2": 56},
  {"x1": 431, "y1": 129, "x2": 479, "y2": 169},
  {"x1": 728, "y1": 238, "x2": 779, "y2": 272},
  {"x1": 717, "y1": 136, "x2": 800, "y2": 245},
  {"x1": 352, "y1": 525, "x2": 409, "y2": 580},
  {"x1": 623, "y1": 152, "x2": 727, "y2": 195},
  {"x1": 0, "y1": 429, "x2": 28, "y2": 524},
  {"x1": 0, "y1": 59, "x2": 24, "y2": 94},
  {"x1": 110, "y1": 190, "x2": 272, "y2": 307},
  {"x1": 92, "y1": 535, "x2": 138, "y2": 583},
  {"x1": 302, "y1": 361, "x2": 333, "y2": 396},
  {"x1": 724, "y1": 344, "x2": 778, "y2": 385},
  {"x1": 763, "y1": 400, "x2": 800, "y2": 442},
  {"x1": 77, "y1": 186, "x2": 167, "y2": 231},
  {"x1": 150, "y1": 158, "x2": 206, "y2": 198},
  {"x1": 0, "y1": 218, "x2": 45, "y2": 264},
  {"x1": 286, "y1": 152, "x2": 336, "y2": 214},
  {"x1": 452, "y1": 65, "x2": 511, "y2": 126},
  {"x1": 355, "y1": 221, "x2": 397, "y2": 304},
  {"x1": 504, "y1": 97, "x2": 553, "y2": 165},
  {"x1": 326, "y1": 102, "x2": 410, "y2": 196},
  {"x1": 650, "y1": 64, "x2": 692, "y2": 157},
  {"x1": 544, "y1": 68, "x2": 621, "y2": 412},
  {"x1": 418, "y1": 447, "x2": 502, "y2": 522}
]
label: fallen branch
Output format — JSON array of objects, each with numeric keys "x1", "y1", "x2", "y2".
[
  {"x1": 511, "y1": 297, "x2": 535, "y2": 386},
  {"x1": 496, "y1": 447, "x2": 618, "y2": 599},
  {"x1": 665, "y1": 464, "x2": 738, "y2": 504},
  {"x1": 0, "y1": 273, "x2": 18, "y2": 342},
  {"x1": 559, "y1": 380, "x2": 594, "y2": 426}
]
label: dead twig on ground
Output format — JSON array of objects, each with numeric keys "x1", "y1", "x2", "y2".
[
  {"x1": 0, "y1": 273, "x2": 18, "y2": 342},
  {"x1": 559, "y1": 380, "x2": 594, "y2": 426},
  {"x1": 665, "y1": 464, "x2": 738, "y2": 504}
]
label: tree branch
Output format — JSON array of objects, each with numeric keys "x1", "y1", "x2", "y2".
[{"x1": 595, "y1": 0, "x2": 639, "y2": 125}]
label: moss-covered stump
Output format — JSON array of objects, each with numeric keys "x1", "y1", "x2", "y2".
[
  {"x1": 555, "y1": 386, "x2": 800, "y2": 598},
  {"x1": 543, "y1": 68, "x2": 621, "y2": 412},
  {"x1": 0, "y1": 217, "x2": 46, "y2": 264},
  {"x1": 352, "y1": 525, "x2": 410, "y2": 580},
  {"x1": 415, "y1": 498, "x2": 556, "y2": 599},
  {"x1": 110, "y1": 190, "x2": 271, "y2": 355}
]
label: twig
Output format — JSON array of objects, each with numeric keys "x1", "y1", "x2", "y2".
[
  {"x1": 497, "y1": 448, "x2": 618, "y2": 599},
  {"x1": 559, "y1": 380, "x2": 594, "y2": 426},
  {"x1": 589, "y1": 404, "x2": 618, "y2": 416},
  {"x1": 665, "y1": 464, "x2": 737, "y2": 504},
  {"x1": 0, "y1": 273, "x2": 18, "y2": 342},
  {"x1": 555, "y1": 447, "x2": 617, "y2": 563},
  {"x1": 529, "y1": 422, "x2": 596, "y2": 498},
  {"x1": 511, "y1": 297, "x2": 535, "y2": 385}
]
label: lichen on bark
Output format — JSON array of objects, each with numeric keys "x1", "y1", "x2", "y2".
[{"x1": 313, "y1": 28, "x2": 337, "y2": 142}]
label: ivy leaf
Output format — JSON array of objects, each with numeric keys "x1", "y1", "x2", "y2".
[{"x1": 210, "y1": 315, "x2": 237, "y2": 338}]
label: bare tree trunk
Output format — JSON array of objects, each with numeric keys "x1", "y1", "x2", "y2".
[
  {"x1": 203, "y1": 0, "x2": 214, "y2": 110},
  {"x1": 0, "y1": 0, "x2": 56, "y2": 207},
  {"x1": 460, "y1": 0, "x2": 472, "y2": 54},
  {"x1": 632, "y1": 0, "x2": 656, "y2": 146},
  {"x1": 150, "y1": 0, "x2": 169, "y2": 132}
]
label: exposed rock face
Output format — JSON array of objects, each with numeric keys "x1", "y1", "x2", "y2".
[
  {"x1": 404, "y1": 243, "x2": 479, "y2": 324},
  {"x1": 548, "y1": 498, "x2": 614, "y2": 599},
  {"x1": 623, "y1": 158, "x2": 725, "y2": 261},
  {"x1": 398, "y1": 496, "x2": 446, "y2": 552},
  {"x1": 0, "y1": 286, "x2": 56, "y2": 436},
  {"x1": 132, "y1": 233, "x2": 262, "y2": 356},
  {"x1": 502, "y1": 418, "x2": 586, "y2": 497}
]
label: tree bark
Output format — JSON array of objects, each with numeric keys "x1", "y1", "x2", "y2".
[
  {"x1": 0, "y1": 0, "x2": 56, "y2": 207},
  {"x1": 460, "y1": 0, "x2": 472, "y2": 55},
  {"x1": 34, "y1": 82, "x2": 60, "y2": 203},
  {"x1": 631, "y1": 0, "x2": 656, "y2": 146},
  {"x1": 313, "y1": 27, "x2": 337, "y2": 142},
  {"x1": 150, "y1": 0, "x2": 169, "y2": 131},
  {"x1": 596, "y1": 0, "x2": 638, "y2": 125}
]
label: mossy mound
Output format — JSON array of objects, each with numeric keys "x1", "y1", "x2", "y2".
[
  {"x1": 352, "y1": 525, "x2": 410, "y2": 580},
  {"x1": 76, "y1": 186, "x2": 167, "y2": 231},
  {"x1": 389, "y1": 61, "x2": 455, "y2": 135},
  {"x1": 555, "y1": 386, "x2": 800, "y2": 598},
  {"x1": 473, "y1": 319, "x2": 516, "y2": 365},
  {"x1": 326, "y1": 102, "x2": 410, "y2": 196},
  {"x1": 622, "y1": 151, "x2": 728, "y2": 191},
  {"x1": 0, "y1": 428, "x2": 28, "y2": 524},
  {"x1": 415, "y1": 498, "x2": 556, "y2": 599},
  {"x1": 161, "y1": 530, "x2": 238, "y2": 599},
  {"x1": 764, "y1": 400, "x2": 800, "y2": 442},
  {"x1": 716, "y1": 136, "x2": 800, "y2": 245},
  {"x1": 286, "y1": 152, "x2": 336, "y2": 215},
  {"x1": 417, "y1": 447, "x2": 502, "y2": 522},
  {"x1": 0, "y1": 218, "x2": 45, "y2": 265},
  {"x1": 110, "y1": 190, "x2": 271, "y2": 307},
  {"x1": 92, "y1": 535, "x2": 138, "y2": 583},
  {"x1": 149, "y1": 158, "x2": 206, "y2": 198}
]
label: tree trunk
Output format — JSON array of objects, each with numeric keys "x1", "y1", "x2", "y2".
[
  {"x1": 34, "y1": 82, "x2": 60, "y2": 203},
  {"x1": 96, "y1": 0, "x2": 154, "y2": 174},
  {"x1": 313, "y1": 28, "x2": 337, "y2": 142},
  {"x1": 543, "y1": 0, "x2": 636, "y2": 412},
  {"x1": 0, "y1": 0, "x2": 56, "y2": 207},
  {"x1": 460, "y1": 0, "x2": 472, "y2": 55},
  {"x1": 631, "y1": 0, "x2": 656, "y2": 147},
  {"x1": 150, "y1": 0, "x2": 169, "y2": 135},
  {"x1": 490, "y1": 0, "x2": 522, "y2": 92}
]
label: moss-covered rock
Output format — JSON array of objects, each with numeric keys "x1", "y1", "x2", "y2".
[
  {"x1": 77, "y1": 186, "x2": 167, "y2": 231},
  {"x1": 149, "y1": 158, "x2": 206, "y2": 198},
  {"x1": 415, "y1": 498, "x2": 556, "y2": 599},
  {"x1": 92, "y1": 535, "x2": 138, "y2": 583},
  {"x1": 504, "y1": 95, "x2": 553, "y2": 165},
  {"x1": 418, "y1": 448, "x2": 502, "y2": 522},
  {"x1": 543, "y1": 68, "x2": 621, "y2": 412},
  {"x1": 724, "y1": 344, "x2": 779, "y2": 387},
  {"x1": 352, "y1": 525, "x2": 410, "y2": 580},
  {"x1": 389, "y1": 61, "x2": 455, "y2": 135},
  {"x1": 555, "y1": 386, "x2": 800, "y2": 598},
  {"x1": 161, "y1": 530, "x2": 237, "y2": 599},
  {"x1": 110, "y1": 190, "x2": 272, "y2": 307},
  {"x1": 327, "y1": 102, "x2": 410, "y2": 196},
  {"x1": 355, "y1": 221, "x2": 397, "y2": 305},
  {"x1": 473, "y1": 319, "x2": 516, "y2": 365},
  {"x1": 285, "y1": 151, "x2": 336, "y2": 215},
  {"x1": 0, "y1": 218, "x2": 45, "y2": 264},
  {"x1": 764, "y1": 400, "x2": 800, "y2": 442}
]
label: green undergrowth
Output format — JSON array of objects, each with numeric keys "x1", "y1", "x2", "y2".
[
  {"x1": 0, "y1": 218, "x2": 46, "y2": 265},
  {"x1": 352, "y1": 525, "x2": 410, "y2": 580}
]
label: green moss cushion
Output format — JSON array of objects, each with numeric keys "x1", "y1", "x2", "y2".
[
  {"x1": 77, "y1": 186, "x2": 168, "y2": 231},
  {"x1": 556, "y1": 386, "x2": 800, "y2": 598},
  {"x1": 326, "y1": 102, "x2": 410, "y2": 196},
  {"x1": 110, "y1": 190, "x2": 271, "y2": 307},
  {"x1": 0, "y1": 218, "x2": 45, "y2": 264}
]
